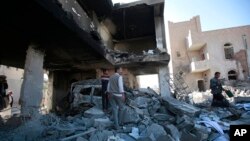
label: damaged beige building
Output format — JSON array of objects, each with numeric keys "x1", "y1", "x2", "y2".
[{"x1": 167, "y1": 16, "x2": 250, "y2": 92}]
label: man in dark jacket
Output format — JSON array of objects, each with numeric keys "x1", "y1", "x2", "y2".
[
  {"x1": 210, "y1": 72, "x2": 229, "y2": 107},
  {"x1": 101, "y1": 68, "x2": 109, "y2": 112}
]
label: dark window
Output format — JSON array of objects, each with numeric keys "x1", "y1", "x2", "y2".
[
  {"x1": 224, "y1": 43, "x2": 234, "y2": 59},
  {"x1": 228, "y1": 70, "x2": 237, "y2": 80}
]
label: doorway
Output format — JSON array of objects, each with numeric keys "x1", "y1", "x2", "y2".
[{"x1": 197, "y1": 80, "x2": 205, "y2": 92}]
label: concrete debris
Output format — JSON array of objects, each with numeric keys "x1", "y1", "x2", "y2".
[
  {"x1": 162, "y1": 96, "x2": 201, "y2": 117},
  {"x1": 76, "y1": 137, "x2": 88, "y2": 141},
  {"x1": 1, "y1": 81, "x2": 250, "y2": 141},
  {"x1": 94, "y1": 117, "x2": 113, "y2": 128},
  {"x1": 121, "y1": 106, "x2": 141, "y2": 124},
  {"x1": 156, "y1": 134, "x2": 175, "y2": 141},
  {"x1": 140, "y1": 123, "x2": 167, "y2": 141},
  {"x1": 234, "y1": 96, "x2": 250, "y2": 103},
  {"x1": 84, "y1": 106, "x2": 105, "y2": 118},
  {"x1": 89, "y1": 130, "x2": 113, "y2": 141},
  {"x1": 163, "y1": 124, "x2": 180, "y2": 141},
  {"x1": 129, "y1": 127, "x2": 140, "y2": 139}
]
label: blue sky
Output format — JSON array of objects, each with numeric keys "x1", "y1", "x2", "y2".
[
  {"x1": 165, "y1": 0, "x2": 250, "y2": 31},
  {"x1": 112, "y1": 0, "x2": 250, "y2": 31}
]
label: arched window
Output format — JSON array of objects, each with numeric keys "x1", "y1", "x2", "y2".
[
  {"x1": 224, "y1": 43, "x2": 234, "y2": 59},
  {"x1": 228, "y1": 70, "x2": 237, "y2": 80}
]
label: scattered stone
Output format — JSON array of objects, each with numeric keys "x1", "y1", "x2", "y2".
[
  {"x1": 180, "y1": 128, "x2": 202, "y2": 141},
  {"x1": 76, "y1": 137, "x2": 88, "y2": 141},
  {"x1": 140, "y1": 123, "x2": 167, "y2": 140},
  {"x1": 107, "y1": 135, "x2": 125, "y2": 141},
  {"x1": 148, "y1": 97, "x2": 161, "y2": 116},
  {"x1": 84, "y1": 107, "x2": 105, "y2": 118},
  {"x1": 121, "y1": 106, "x2": 140, "y2": 124},
  {"x1": 162, "y1": 96, "x2": 201, "y2": 117},
  {"x1": 163, "y1": 124, "x2": 180, "y2": 141},
  {"x1": 133, "y1": 97, "x2": 151, "y2": 108},
  {"x1": 137, "y1": 137, "x2": 153, "y2": 141},
  {"x1": 176, "y1": 115, "x2": 194, "y2": 130},
  {"x1": 156, "y1": 134, "x2": 175, "y2": 141},
  {"x1": 89, "y1": 130, "x2": 113, "y2": 141},
  {"x1": 94, "y1": 117, "x2": 113, "y2": 128},
  {"x1": 153, "y1": 113, "x2": 175, "y2": 122},
  {"x1": 234, "y1": 96, "x2": 250, "y2": 103},
  {"x1": 117, "y1": 133, "x2": 136, "y2": 141},
  {"x1": 129, "y1": 127, "x2": 140, "y2": 139}
]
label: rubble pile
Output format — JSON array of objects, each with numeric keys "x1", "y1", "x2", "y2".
[{"x1": 1, "y1": 87, "x2": 250, "y2": 141}]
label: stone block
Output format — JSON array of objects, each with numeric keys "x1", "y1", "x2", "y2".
[
  {"x1": 140, "y1": 123, "x2": 167, "y2": 140},
  {"x1": 84, "y1": 106, "x2": 105, "y2": 118},
  {"x1": 162, "y1": 97, "x2": 201, "y2": 117},
  {"x1": 234, "y1": 96, "x2": 250, "y2": 103},
  {"x1": 163, "y1": 124, "x2": 180, "y2": 141},
  {"x1": 94, "y1": 117, "x2": 113, "y2": 128}
]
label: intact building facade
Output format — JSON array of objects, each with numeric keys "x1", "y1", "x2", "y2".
[{"x1": 168, "y1": 16, "x2": 250, "y2": 91}]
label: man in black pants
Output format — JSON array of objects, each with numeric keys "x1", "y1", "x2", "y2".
[
  {"x1": 0, "y1": 75, "x2": 8, "y2": 110},
  {"x1": 210, "y1": 72, "x2": 229, "y2": 107},
  {"x1": 101, "y1": 68, "x2": 109, "y2": 112}
]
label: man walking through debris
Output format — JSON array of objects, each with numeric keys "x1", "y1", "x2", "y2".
[
  {"x1": 107, "y1": 66, "x2": 125, "y2": 129},
  {"x1": 101, "y1": 68, "x2": 109, "y2": 112},
  {"x1": 210, "y1": 72, "x2": 229, "y2": 107}
]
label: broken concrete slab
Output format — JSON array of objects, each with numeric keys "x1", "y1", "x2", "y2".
[
  {"x1": 121, "y1": 106, "x2": 141, "y2": 124},
  {"x1": 140, "y1": 123, "x2": 167, "y2": 140},
  {"x1": 156, "y1": 134, "x2": 175, "y2": 141},
  {"x1": 89, "y1": 130, "x2": 114, "y2": 141},
  {"x1": 180, "y1": 128, "x2": 202, "y2": 141},
  {"x1": 176, "y1": 115, "x2": 194, "y2": 130},
  {"x1": 117, "y1": 133, "x2": 136, "y2": 141},
  {"x1": 162, "y1": 96, "x2": 201, "y2": 117},
  {"x1": 153, "y1": 113, "x2": 175, "y2": 122},
  {"x1": 133, "y1": 97, "x2": 151, "y2": 108},
  {"x1": 148, "y1": 97, "x2": 161, "y2": 116},
  {"x1": 234, "y1": 96, "x2": 250, "y2": 103},
  {"x1": 76, "y1": 137, "x2": 88, "y2": 141},
  {"x1": 163, "y1": 124, "x2": 180, "y2": 141},
  {"x1": 84, "y1": 106, "x2": 105, "y2": 118},
  {"x1": 94, "y1": 117, "x2": 113, "y2": 128}
]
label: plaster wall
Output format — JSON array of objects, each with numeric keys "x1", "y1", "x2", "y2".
[{"x1": 168, "y1": 16, "x2": 250, "y2": 91}]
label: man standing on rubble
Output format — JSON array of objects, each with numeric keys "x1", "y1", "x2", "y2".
[
  {"x1": 101, "y1": 68, "x2": 109, "y2": 112},
  {"x1": 210, "y1": 72, "x2": 229, "y2": 107},
  {"x1": 107, "y1": 66, "x2": 125, "y2": 129}
]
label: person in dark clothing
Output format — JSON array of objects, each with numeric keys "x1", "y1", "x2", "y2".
[
  {"x1": 101, "y1": 68, "x2": 109, "y2": 112},
  {"x1": 0, "y1": 75, "x2": 8, "y2": 109},
  {"x1": 210, "y1": 72, "x2": 229, "y2": 107}
]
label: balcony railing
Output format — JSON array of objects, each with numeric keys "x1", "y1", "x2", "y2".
[{"x1": 190, "y1": 59, "x2": 210, "y2": 73}]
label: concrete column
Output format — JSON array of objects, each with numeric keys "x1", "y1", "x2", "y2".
[
  {"x1": 155, "y1": 12, "x2": 171, "y2": 97},
  {"x1": 20, "y1": 44, "x2": 44, "y2": 116},
  {"x1": 46, "y1": 72, "x2": 54, "y2": 112},
  {"x1": 158, "y1": 66, "x2": 171, "y2": 97}
]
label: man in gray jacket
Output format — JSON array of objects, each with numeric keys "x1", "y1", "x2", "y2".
[{"x1": 107, "y1": 66, "x2": 125, "y2": 129}]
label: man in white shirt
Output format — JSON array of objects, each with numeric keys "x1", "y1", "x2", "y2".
[{"x1": 107, "y1": 66, "x2": 125, "y2": 129}]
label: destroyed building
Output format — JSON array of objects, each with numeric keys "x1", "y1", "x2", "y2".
[
  {"x1": 168, "y1": 16, "x2": 250, "y2": 92},
  {"x1": 1, "y1": 0, "x2": 250, "y2": 141},
  {"x1": 0, "y1": 0, "x2": 170, "y2": 115}
]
